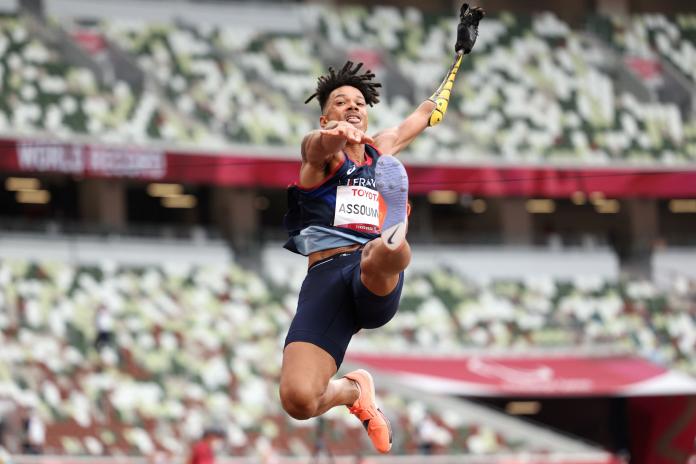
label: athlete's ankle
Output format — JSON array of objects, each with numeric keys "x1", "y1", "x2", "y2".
[{"x1": 346, "y1": 378, "x2": 361, "y2": 406}]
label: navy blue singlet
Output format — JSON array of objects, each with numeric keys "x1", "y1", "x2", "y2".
[{"x1": 283, "y1": 144, "x2": 384, "y2": 256}]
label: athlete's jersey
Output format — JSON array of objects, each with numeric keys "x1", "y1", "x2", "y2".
[{"x1": 284, "y1": 144, "x2": 385, "y2": 255}]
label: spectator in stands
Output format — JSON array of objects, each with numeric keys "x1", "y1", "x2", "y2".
[
  {"x1": 0, "y1": 402, "x2": 7, "y2": 451},
  {"x1": 188, "y1": 427, "x2": 226, "y2": 464},
  {"x1": 94, "y1": 305, "x2": 115, "y2": 352},
  {"x1": 278, "y1": 2, "x2": 484, "y2": 455},
  {"x1": 416, "y1": 416, "x2": 439, "y2": 455},
  {"x1": 0, "y1": 404, "x2": 20, "y2": 454},
  {"x1": 21, "y1": 408, "x2": 45, "y2": 455}
]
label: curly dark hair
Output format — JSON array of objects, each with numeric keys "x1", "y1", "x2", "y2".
[{"x1": 304, "y1": 61, "x2": 382, "y2": 111}]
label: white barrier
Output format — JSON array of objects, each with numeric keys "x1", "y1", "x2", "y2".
[
  {"x1": 262, "y1": 243, "x2": 619, "y2": 284},
  {"x1": 652, "y1": 248, "x2": 696, "y2": 286},
  {"x1": 0, "y1": 232, "x2": 232, "y2": 266}
]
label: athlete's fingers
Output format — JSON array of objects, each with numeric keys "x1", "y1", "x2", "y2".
[
  {"x1": 321, "y1": 125, "x2": 370, "y2": 144},
  {"x1": 351, "y1": 129, "x2": 372, "y2": 144},
  {"x1": 320, "y1": 127, "x2": 345, "y2": 138},
  {"x1": 342, "y1": 127, "x2": 363, "y2": 143},
  {"x1": 361, "y1": 133, "x2": 375, "y2": 145}
]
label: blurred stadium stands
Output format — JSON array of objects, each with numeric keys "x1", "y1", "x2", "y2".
[
  {"x1": 0, "y1": 1, "x2": 694, "y2": 163},
  {"x1": 1, "y1": 251, "x2": 685, "y2": 458},
  {"x1": 0, "y1": 237, "x2": 693, "y2": 460},
  {"x1": 0, "y1": 0, "x2": 695, "y2": 462}
]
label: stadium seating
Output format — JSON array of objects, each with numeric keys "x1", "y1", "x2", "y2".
[
  {"x1": 0, "y1": 257, "x2": 693, "y2": 456},
  {"x1": 0, "y1": 3, "x2": 693, "y2": 461},
  {"x1": 0, "y1": 258, "x2": 534, "y2": 457},
  {"x1": 0, "y1": 14, "x2": 214, "y2": 145},
  {"x1": 94, "y1": 19, "x2": 318, "y2": 146},
  {"x1": 597, "y1": 13, "x2": 696, "y2": 84},
  {"x1": 354, "y1": 268, "x2": 696, "y2": 375},
  {"x1": 0, "y1": 6, "x2": 678, "y2": 164},
  {"x1": 588, "y1": 13, "x2": 696, "y2": 161},
  {"x1": 309, "y1": 6, "x2": 696, "y2": 164}
]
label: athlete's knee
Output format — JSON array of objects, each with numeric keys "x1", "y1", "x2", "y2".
[
  {"x1": 361, "y1": 245, "x2": 410, "y2": 294},
  {"x1": 363, "y1": 240, "x2": 411, "y2": 274},
  {"x1": 391, "y1": 241, "x2": 412, "y2": 269},
  {"x1": 279, "y1": 380, "x2": 320, "y2": 420},
  {"x1": 396, "y1": 239, "x2": 412, "y2": 262}
]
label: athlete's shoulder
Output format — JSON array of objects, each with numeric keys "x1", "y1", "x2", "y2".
[
  {"x1": 370, "y1": 128, "x2": 398, "y2": 154},
  {"x1": 366, "y1": 143, "x2": 382, "y2": 156},
  {"x1": 296, "y1": 152, "x2": 347, "y2": 190}
]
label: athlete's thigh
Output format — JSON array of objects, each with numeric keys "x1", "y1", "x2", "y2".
[
  {"x1": 281, "y1": 341, "x2": 338, "y2": 394},
  {"x1": 351, "y1": 256, "x2": 405, "y2": 330},
  {"x1": 284, "y1": 254, "x2": 358, "y2": 369},
  {"x1": 359, "y1": 239, "x2": 410, "y2": 296}
]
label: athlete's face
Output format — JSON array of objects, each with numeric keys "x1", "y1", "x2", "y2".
[{"x1": 320, "y1": 85, "x2": 369, "y2": 133}]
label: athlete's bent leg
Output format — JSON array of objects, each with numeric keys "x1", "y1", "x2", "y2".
[
  {"x1": 361, "y1": 155, "x2": 411, "y2": 296},
  {"x1": 360, "y1": 239, "x2": 411, "y2": 296},
  {"x1": 279, "y1": 342, "x2": 359, "y2": 420}
]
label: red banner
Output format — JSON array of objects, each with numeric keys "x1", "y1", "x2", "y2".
[
  {"x1": 628, "y1": 396, "x2": 696, "y2": 464},
  {"x1": 2, "y1": 137, "x2": 696, "y2": 197},
  {"x1": 347, "y1": 354, "x2": 696, "y2": 397},
  {"x1": 1, "y1": 139, "x2": 167, "y2": 179}
]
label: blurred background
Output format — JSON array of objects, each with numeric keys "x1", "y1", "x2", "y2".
[{"x1": 0, "y1": 0, "x2": 695, "y2": 462}]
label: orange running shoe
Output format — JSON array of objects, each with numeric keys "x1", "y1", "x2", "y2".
[{"x1": 344, "y1": 369, "x2": 392, "y2": 454}]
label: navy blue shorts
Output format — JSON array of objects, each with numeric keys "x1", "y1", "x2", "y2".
[{"x1": 284, "y1": 248, "x2": 404, "y2": 368}]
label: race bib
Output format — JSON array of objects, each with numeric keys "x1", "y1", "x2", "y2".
[{"x1": 334, "y1": 185, "x2": 381, "y2": 233}]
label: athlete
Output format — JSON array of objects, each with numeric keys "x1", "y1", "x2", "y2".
[{"x1": 279, "y1": 4, "x2": 485, "y2": 454}]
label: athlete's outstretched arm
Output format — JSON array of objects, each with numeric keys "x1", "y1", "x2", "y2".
[
  {"x1": 372, "y1": 100, "x2": 435, "y2": 156},
  {"x1": 301, "y1": 121, "x2": 371, "y2": 164},
  {"x1": 299, "y1": 121, "x2": 375, "y2": 184},
  {"x1": 301, "y1": 121, "x2": 375, "y2": 166},
  {"x1": 373, "y1": 3, "x2": 485, "y2": 156}
]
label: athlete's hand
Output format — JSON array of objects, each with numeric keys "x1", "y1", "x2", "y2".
[
  {"x1": 320, "y1": 121, "x2": 375, "y2": 145},
  {"x1": 455, "y1": 3, "x2": 485, "y2": 54}
]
